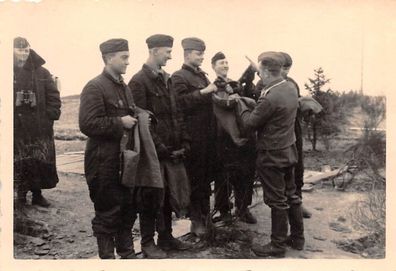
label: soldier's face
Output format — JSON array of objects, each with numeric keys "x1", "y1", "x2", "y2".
[
  {"x1": 186, "y1": 50, "x2": 204, "y2": 67},
  {"x1": 153, "y1": 47, "x2": 172, "y2": 67},
  {"x1": 14, "y1": 46, "x2": 30, "y2": 64},
  {"x1": 212, "y1": 59, "x2": 229, "y2": 78},
  {"x1": 108, "y1": 51, "x2": 130, "y2": 74},
  {"x1": 258, "y1": 64, "x2": 271, "y2": 84}
]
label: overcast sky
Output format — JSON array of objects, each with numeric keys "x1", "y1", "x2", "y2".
[{"x1": 2, "y1": 0, "x2": 395, "y2": 97}]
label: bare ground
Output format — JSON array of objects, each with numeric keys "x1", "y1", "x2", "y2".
[{"x1": 14, "y1": 168, "x2": 375, "y2": 259}]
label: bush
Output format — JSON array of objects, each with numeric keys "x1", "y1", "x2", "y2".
[{"x1": 304, "y1": 68, "x2": 347, "y2": 150}]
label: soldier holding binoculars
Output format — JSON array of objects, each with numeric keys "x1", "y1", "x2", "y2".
[{"x1": 13, "y1": 37, "x2": 62, "y2": 207}]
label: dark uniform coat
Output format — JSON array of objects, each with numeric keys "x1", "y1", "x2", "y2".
[
  {"x1": 128, "y1": 64, "x2": 190, "y2": 242},
  {"x1": 128, "y1": 64, "x2": 189, "y2": 157},
  {"x1": 14, "y1": 49, "x2": 61, "y2": 191},
  {"x1": 240, "y1": 78, "x2": 300, "y2": 210},
  {"x1": 171, "y1": 64, "x2": 217, "y2": 220},
  {"x1": 79, "y1": 70, "x2": 137, "y2": 235},
  {"x1": 252, "y1": 77, "x2": 304, "y2": 197},
  {"x1": 213, "y1": 76, "x2": 256, "y2": 212}
]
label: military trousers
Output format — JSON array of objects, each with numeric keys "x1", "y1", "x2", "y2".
[
  {"x1": 88, "y1": 175, "x2": 137, "y2": 236},
  {"x1": 214, "y1": 168, "x2": 254, "y2": 213},
  {"x1": 256, "y1": 153, "x2": 301, "y2": 210}
]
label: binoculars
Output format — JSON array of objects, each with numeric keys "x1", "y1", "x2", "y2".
[{"x1": 15, "y1": 90, "x2": 37, "y2": 107}]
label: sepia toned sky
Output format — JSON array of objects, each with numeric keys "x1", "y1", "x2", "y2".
[{"x1": 1, "y1": 0, "x2": 395, "y2": 97}]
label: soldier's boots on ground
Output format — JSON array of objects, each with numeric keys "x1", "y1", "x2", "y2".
[
  {"x1": 286, "y1": 204, "x2": 305, "y2": 250},
  {"x1": 16, "y1": 190, "x2": 27, "y2": 206},
  {"x1": 157, "y1": 236, "x2": 191, "y2": 251},
  {"x1": 236, "y1": 208, "x2": 257, "y2": 224},
  {"x1": 17, "y1": 189, "x2": 50, "y2": 207},
  {"x1": 218, "y1": 210, "x2": 233, "y2": 224},
  {"x1": 141, "y1": 241, "x2": 167, "y2": 258},
  {"x1": 96, "y1": 234, "x2": 116, "y2": 259},
  {"x1": 32, "y1": 191, "x2": 51, "y2": 207},
  {"x1": 190, "y1": 219, "x2": 207, "y2": 237},
  {"x1": 302, "y1": 205, "x2": 312, "y2": 219},
  {"x1": 115, "y1": 229, "x2": 137, "y2": 259},
  {"x1": 251, "y1": 208, "x2": 288, "y2": 258}
]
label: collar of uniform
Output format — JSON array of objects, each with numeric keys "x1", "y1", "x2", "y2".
[
  {"x1": 263, "y1": 78, "x2": 285, "y2": 91},
  {"x1": 102, "y1": 69, "x2": 125, "y2": 85},
  {"x1": 216, "y1": 76, "x2": 231, "y2": 83},
  {"x1": 182, "y1": 63, "x2": 208, "y2": 76},
  {"x1": 142, "y1": 64, "x2": 169, "y2": 81}
]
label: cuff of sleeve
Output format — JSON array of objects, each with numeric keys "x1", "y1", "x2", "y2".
[{"x1": 114, "y1": 116, "x2": 124, "y2": 137}]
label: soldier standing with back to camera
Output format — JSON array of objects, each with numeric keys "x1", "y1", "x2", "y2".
[
  {"x1": 13, "y1": 37, "x2": 61, "y2": 208},
  {"x1": 171, "y1": 37, "x2": 218, "y2": 237},
  {"x1": 79, "y1": 39, "x2": 138, "y2": 259},
  {"x1": 240, "y1": 52, "x2": 304, "y2": 258},
  {"x1": 210, "y1": 52, "x2": 257, "y2": 224},
  {"x1": 128, "y1": 34, "x2": 191, "y2": 258}
]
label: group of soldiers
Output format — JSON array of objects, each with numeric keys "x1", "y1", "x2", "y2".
[{"x1": 13, "y1": 34, "x2": 312, "y2": 259}]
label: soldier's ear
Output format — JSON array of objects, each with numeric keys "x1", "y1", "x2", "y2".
[{"x1": 150, "y1": 48, "x2": 159, "y2": 55}]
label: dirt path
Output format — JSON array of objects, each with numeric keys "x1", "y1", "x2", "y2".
[{"x1": 14, "y1": 172, "x2": 367, "y2": 259}]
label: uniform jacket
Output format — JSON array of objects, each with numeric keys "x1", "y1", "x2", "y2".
[
  {"x1": 240, "y1": 78, "x2": 298, "y2": 151},
  {"x1": 79, "y1": 70, "x2": 137, "y2": 184},
  {"x1": 128, "y1": 64, "x2": 189, "y2": 158},
  {"x1": 14, "y1": 49, "x2": 61, "y2": 189},
  {"x1": 170, "y1": 64, "x2": 218, "y2": 178}
]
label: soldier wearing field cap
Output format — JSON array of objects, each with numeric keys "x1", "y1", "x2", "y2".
[
  {"x1": 210, "y1": 51, "x2": 257, "y2": 225},
  {"x1": 13, "y1": 37, "x2": 61, "y2": 208},
  {"x1": 79, "y1": 38, "x2": 139, "y2": 259},
  {"x1": 171, "y1": 37, "x2": 218, "y2": 237},
  {"x1": 239, "y1": 51, "x2": 304, "y2": 258},
  {"x1": 128, "y1": 34, "x2": 191, "y2": 257},
  {"x1": 279, "y1": 51, "x2": 312, "y2": 219}
]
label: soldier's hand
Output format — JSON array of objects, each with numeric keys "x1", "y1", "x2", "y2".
[
  {"x1": 200, "y1": 83, "x2": 218, "y2": 95},
  {"x1": 121, "y1": 115, "x2": 137, "y2": 129},
  {"x1": 229, "y1": 93, "x2": 241, "y2": 100}
]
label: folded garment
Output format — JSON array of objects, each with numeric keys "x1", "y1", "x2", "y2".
[{"x1": 299, "y1": 96, "x2": 323, "y2": 114}]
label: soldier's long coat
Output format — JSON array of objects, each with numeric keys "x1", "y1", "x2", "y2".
[{"x1": 14, "y1": 49, "x2": 61, "y2": 190}]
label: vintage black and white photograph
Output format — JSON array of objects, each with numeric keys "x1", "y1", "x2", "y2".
[{"x1": 1, "y1": 0, "x2": 394, "y2": 270}]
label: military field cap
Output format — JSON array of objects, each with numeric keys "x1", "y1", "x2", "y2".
[
  {"x1": 211, "y1": 51, "x2": 226, "y2": 65},
  {"x1": 257, "y1": 51, "x2": 284, "y2": 71},
  {"x1": 100, "y1": 38, "x2": 129, "y2": 55},
  {"x1": 14, "y1": 37, "x2": 30, "y2": 48},
  {"x1": 146, "y1": 34, "x2": 174, "y2": 49},
  {"x1": 279, "y1": 52, "x2": 293, "y2": 67},
  {"x1": 181, "y1": 37, "x2": 206, "y2": 51}
]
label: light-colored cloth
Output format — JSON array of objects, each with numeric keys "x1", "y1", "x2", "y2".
[{"x1": 299, "y1": 96, "x2": 323, "y2": 114}]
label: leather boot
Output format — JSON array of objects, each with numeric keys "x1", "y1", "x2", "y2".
[
  {"x1": 252, "y1": 208, "x2": 288, "y2": 258},
  {"x1": 236, "y1": 208, "x2": 257, "y2": 224},
  {"x1": 96, "y1": 234, "x2": 116, "y2": 259},
  {"x1": 16, "y1": 190, "x2": 27, "y2": 206},
  {"x1": 286, "y1": 204, "x2": 305, "y2": 250},
  {"x1": 141, "y1": 241, "x2": 167, "y2": 259},
  {"x1": 115, "y1": 229, "x2": 136, "y2": 259},
  {"x1": 32, "y1": 189, "x2": 50, "y2": 207},
  {"x1": 158, "y1": 236, "x2": 191, "y2": 251},
  {"x1": 190, "y1": 219, "x2": 207, "y2": 237}
]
